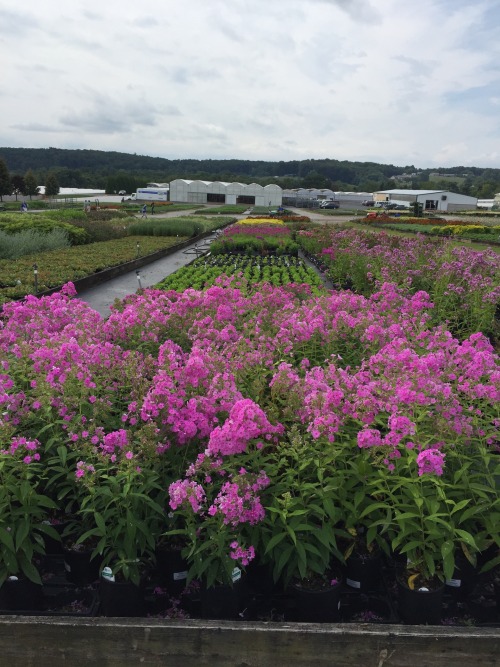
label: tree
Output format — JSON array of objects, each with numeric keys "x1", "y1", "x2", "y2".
[
  {"x1": 45, "y1": 172, "x2": 60, "y2": 197},
  {"x1": 24, "y1": 170, "x2": 39, "y2": 200},
  {"x1": 0, "y1": 158, "x2": 11, "y2": 202},
  {"x1": 11, "y1": 175, "x2": 25, "y2": 201}
]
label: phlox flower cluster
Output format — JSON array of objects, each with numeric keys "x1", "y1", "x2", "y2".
[
  {"x1": 1, "y1": 436, "x2": 41, "y2": 465},
  {"x1": 416, "y1": 448, "x2": 446, "y2": 477},
  {"x1": 75, "y1": 460, "x2": 96, "y2": 479},
  {"x1": 169, "y1": 479, "x2": 206, "y2": 513},
  {"x1": 229, "y1": 541, "x2": 255, "y2": 565}
]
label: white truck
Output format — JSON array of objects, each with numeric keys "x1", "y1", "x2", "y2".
[{"x1": 127, "y1": 187, "x2": 169, "y2": 202}]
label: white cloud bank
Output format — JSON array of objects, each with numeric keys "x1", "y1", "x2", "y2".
[{"x1": 1, "y1": 0, "x2": 499, "y2": 167}]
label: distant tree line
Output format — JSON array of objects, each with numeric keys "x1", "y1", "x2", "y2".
[{"x1": 1, "y1": 148, "x2": 499, "y2": 198}]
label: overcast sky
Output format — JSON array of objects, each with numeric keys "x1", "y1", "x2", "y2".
[{"x1": 1, "y1": 0, "x2": 500, "y2": 169}]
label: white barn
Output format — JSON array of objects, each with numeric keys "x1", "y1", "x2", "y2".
[
  {"x1": 169, "y1": 179, "x2": 282, "y2": 206},
  {"x1": 374, "y1": 189, "x2": 477, "y2": 212}
]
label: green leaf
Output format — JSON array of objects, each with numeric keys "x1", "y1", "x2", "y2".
[
  {"x1": 15, "y1": 520, "x2": 30, "y2": 552},
  {"x1": 440, "y1": 540, "x2": 453, "y2": 559},
  {"x1": 20, "y1": 560, "x2": 42, "y2": 585},
  {"x1": 264, "y1": 532, "x2": 287, "y2": 554},
  {"x1": 94, "y1": 512, "x2": 107, "y2": 534},
  {"x1": 454, "y1": 530, "x2": 478, "y2": 550},
  {"x1": 450, "y1": 499, "x2": 471, "y2": 515},
  {"x1": 286, "y1": 525, "x2": 297, "y2": 546},
  {"x1": 0, "y1": 527, "x2": 15, "y2": 552}
]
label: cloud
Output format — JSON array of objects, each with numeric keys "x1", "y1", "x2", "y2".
[
  {"x1": 10, "y1": 123, "x2": 63, "y2": 133},
  {"x1": 58, "y1": 96, "x2": 167, "y2": 134},
  {"x1": 1, "y1": 0, "x2": 500, "y2": 167}
]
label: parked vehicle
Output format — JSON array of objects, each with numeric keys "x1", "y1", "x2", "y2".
[
  {"x1": 362, "y1": 200, "x2": 375, "y2": 206},
  {"x1": 135, "y1": 188, "x2": 169, "y2": 202},
  {"x1": 118, "y1": 190, "x2": 127, "y2": 196},
  {"x1": 320, "y1": 201, "x2": 340, "y2": 209}
]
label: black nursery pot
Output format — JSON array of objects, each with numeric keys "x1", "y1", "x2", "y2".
[
  {"x1": 99, "y1": 576, "x2": 146, "y2": 617},
  {"x1": 345, "y1": 551, "x2": 383, "y2": 592},
  {"x1": 290, "y1": 581, "x2": 342, "y2": 623},
  {"x1": 397, "y1": 579, "x2": 444, "y2": 625},
  {"x1": 155, "y1": 547, "x2": 188, "y2": 595},
  {"x1": 445, "y1": 556, "x2": 477, "y2": 599},
  {"x1": 63, "y1": 547, "x2": 101, "y2": 586},
  {"x1": 0, "y1": 577, "x2": 44, "y2": 611},
  {"x1": 201, "y1": 580, "x2": 243, "y2": 620}
]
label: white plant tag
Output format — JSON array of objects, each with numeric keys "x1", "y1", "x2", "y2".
[
  {"x1": 446, "y1": 578, "x2": 461, "y2": 588},
  {"x1": 346, "y1": 578, "x2": 361, "y2": 589},
  {"x1": 173, "y1": 571, "x2": 188, "y2": 581},
  {"x1": 231, "y1": 567, "x2": 241, "y2": 583}
]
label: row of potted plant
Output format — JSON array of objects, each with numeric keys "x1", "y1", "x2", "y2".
[
  {"x1": 153, "y1": 255, "x2": 324, "y2": 293},
  {"x1": 0, "y1": 236, "x2": 186, "y2": 304}
]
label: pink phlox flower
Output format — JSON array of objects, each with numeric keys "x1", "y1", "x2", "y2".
[{"x1": 416, "y1": 448, "x2": 445, "y2": 477}]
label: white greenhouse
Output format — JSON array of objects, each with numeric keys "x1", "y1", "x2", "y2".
[{"x1": 169, "y1": 180, "x2": 282, "y2": 206}]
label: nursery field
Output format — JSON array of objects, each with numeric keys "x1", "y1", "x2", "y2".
[
  {"x1": 0, "y1": 217, "x2": 499, "y2": 631},
  {"x1": 0, "y1": 236, "x2": 187, "y2": 304},
  {"x1": 0, "y1": 211, "x2": 232, "y2": 304},
  {"x1": 154, "y1": 255, "x2": 325, "y2": 293}
]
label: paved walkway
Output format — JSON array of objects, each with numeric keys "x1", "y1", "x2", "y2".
[{"x1": 77, "y1": 234, "x2": 218, "y2": 317}]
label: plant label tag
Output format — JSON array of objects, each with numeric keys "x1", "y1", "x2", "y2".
[
  {"x1": 346, "y1": 578, "x2": 361, "y2": 589},
  {"x1": 446, "y1": 578, "x2": 462, "y2": 587},
  {"x1": 64, "y1": 562, "x2": 71, "y2": 572},
  {"x1": 173, "y1": 571, "x2": 188, "y2": 581},
  {"x1": 231, "y1": 567, "x2": 241, "y2": 583}
]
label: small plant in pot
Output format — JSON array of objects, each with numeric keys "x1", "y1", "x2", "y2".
[
  {"x1": 167, "y1": 458, "x2": 272, "y2": 619},
  {"x1": 257, "y1": 428, "x2": 345, "y2": 622},
  {"x1": 374, "y1": 445, "x2": 481, "y2": 624},
  {"x1": 71, "y1": 441, "x2": 166, "y2": 615},
  {"x1": 0, "y1": 437, "x2": 60, "y2": 609}
]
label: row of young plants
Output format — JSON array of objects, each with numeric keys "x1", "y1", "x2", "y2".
[
  {"x1": 0, "y1": 236, "x2": 187, "y2": 304},
  {"x1": 296, "y1": 226, "x2": 500, "y2": 343},
  {"x1": 362, "y1": 215, "x2": 500, "y2": 244},
  {"x1": 210, "y1": 217, "x2": 300, "y2": 256},
  {"x1": 154, "y1": 255, "x2": 325, "y2": 293},
  {"x1": 0, "y1": 278, "x2": 498, "y2": 618},
  {"x1": 127, "y1": 216, "x2": 227, "y2": 239}
]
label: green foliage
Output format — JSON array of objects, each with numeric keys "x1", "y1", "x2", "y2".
[
  {"x1": 211, "y1": 235, "x2": 299, "y2": 256},
  {"x1": 0, "y1": 213, "x2": 89, "y2": 246},
  {"x1": 0, "y1": 157, "x2": 11, "y2": 200},
  {"x1": 155, "y1": 255, "x2": 324, "y2": 294},
  {"x1": 0, "y1": 452, "x2": 59, "y2": 586},
  {"x1": 128, "y1": 216, "x2": 229, "y2": 238},
  {"x1": 45, "y1": 172, "x2": 60, "y2": 197},
  {"x1": 258, "y1": 428, "x2": 345, "y2": 586},
  {"x1": 0, "y1": 228, "x2": 70, "y2": 259},
  {"x1": 77, "y1": 458, "x2": 166, "y2": 585}
]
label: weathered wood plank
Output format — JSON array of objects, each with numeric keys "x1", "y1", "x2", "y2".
[{"x1": 0, "y1": 618, "x2": 499, "y2": 667}]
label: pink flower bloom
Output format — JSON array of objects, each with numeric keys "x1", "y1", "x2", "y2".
[{"x1": 416, "y1": 448, "x2": 445, "y2": 477}]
